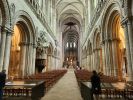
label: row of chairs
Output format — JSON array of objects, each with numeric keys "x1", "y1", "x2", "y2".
[
  {"x1": 74, "y1": 69, "x2": 92, "y2": 81},
  {"x1": 74, "y1": 69, "x2": 124, "y2": 83},
  {"x1": 100, "y1": 75, "x2": 124, "y2": 83},
  {"x1": 29, "y1": 69, "x2": 67, "y2": 91},
  {"x1": 4, "y1": 69, "x2": 67, "y2": 97}
]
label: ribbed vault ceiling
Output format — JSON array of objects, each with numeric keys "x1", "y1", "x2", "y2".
[{"x1": 56, "y1": 0, "x2": 85, "y2": 47}]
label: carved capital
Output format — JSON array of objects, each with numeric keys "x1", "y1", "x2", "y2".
[
  {"x1": 121, "y1": 16, "x2": 132, "y2": 28},
  {"x1": 0, "y1": 26, "x2": 5, "y2": 33},
  {"x1": 101, "y1": 40, "x2": 105, "y2": 45},
  {"x1": 19, "y1": 41, "x2": 28, "y2": 46},
  {"x1": 0, "y1": 26, "x2": 13, "y2": 35},
  {"x1": 33, "y1": 43, "x2": 37, "y2": 48},
  {"x1": 112, "y1": 38, "x2": 121, "y2": 42}
]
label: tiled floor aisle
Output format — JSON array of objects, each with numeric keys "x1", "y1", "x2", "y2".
[{"x1": 41, "y1": 69, "x2": 83, "y2": 100}]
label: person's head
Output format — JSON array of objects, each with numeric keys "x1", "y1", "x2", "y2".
[
  {"x1": 92, "y1": 70, "x2": 97, "y2": 75},
  {"x1": 2, "y1": 69, "x2": 6, "y2": 73}
]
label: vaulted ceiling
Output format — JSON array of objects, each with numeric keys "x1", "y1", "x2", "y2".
[{"x1": 56, "y1": 0, "x2": 86, "y2": 47}]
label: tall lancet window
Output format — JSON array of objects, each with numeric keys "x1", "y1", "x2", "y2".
[
  {"x1": 70, "y1": 42, "x2": 72, "y2": 48},
  {"x1": 73, "y1": 42, "x2": 76, "y2": 48},
  {"x1": 66, "y1": 42, "x2": 69, "y2": 48}
]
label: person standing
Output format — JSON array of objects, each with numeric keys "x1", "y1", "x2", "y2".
[
  {"x1": 0, "y1": 70, "x2": 6, "y2": 100},
  {"x1": 91, "y1": 70, "x2": 101, "y2": 100}
]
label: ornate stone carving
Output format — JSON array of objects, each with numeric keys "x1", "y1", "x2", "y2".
[
  {"x1": 10, "y1": 3, "x2": 15, "y2": 17},
  {"x1": 37, "y1": 31, "x2": 49, "y2": 48},
  {"x1": 1, "y1": 26, "x2": 13, "y2": 35}
]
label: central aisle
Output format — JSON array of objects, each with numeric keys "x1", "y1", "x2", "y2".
[{"x1": 41, "y1": 69, "x2": 83, "y2": 100}]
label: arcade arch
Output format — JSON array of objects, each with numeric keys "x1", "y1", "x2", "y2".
[
  {"x1": 102, "y1": 9, "x2": 126, "y2": 80},
  {"x1": 93, "y1": 32, "x2": 103, "y2": 72},
  {"x1": 9, "y1": 14, "x2": 35, "y2": 79}
]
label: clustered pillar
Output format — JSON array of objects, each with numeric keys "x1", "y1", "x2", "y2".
[
  {"x1": 0, "y1": 26, "x2": 12, "y2": 76},
  {"x1": 122, "y1": 18, "x2": 133, "y2": 81}
]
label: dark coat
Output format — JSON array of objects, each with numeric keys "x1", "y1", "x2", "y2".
[
  {"x1": 91, "y1": 74, "x2": 101, "y2": 94},
  {"x1": 0, "y1": 72, "x2": 6, "y2": 89}
]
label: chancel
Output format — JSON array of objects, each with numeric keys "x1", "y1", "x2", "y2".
[{"x1": 0, "y1": 0, "x2": 133, "y2": 100}]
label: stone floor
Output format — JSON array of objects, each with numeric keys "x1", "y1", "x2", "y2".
[{"x1": 41, "y1": 69, "x2": 83, "y2": 100}]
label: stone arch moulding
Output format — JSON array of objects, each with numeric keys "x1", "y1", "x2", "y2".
[
  {"x1": 131, "y1": 0, "x2": 133, "y2": 16},
  {"x1": 108, "y1": 11, "x2": 120, "y2": 39},
  {"x1": 54, "y1": 48, "x2": 57, "y2": 56},
  {"x1": 61, "y1": 17, "x2": 81, "y2": 27},
  {"x1": 60, "y1": 17, "x2": 81, "y2": 35},
  {"x1": 0, "y1": 0, "x2": 11, "y2": 27},
  {"x1": 92, "y1": 28, "x2": 100, "y2": 50},
  {"x1": 101, "y1": 2, "x2": 123, "y2": 41},
  {"x1": 11, "y1": 10, "x2": 36, "y2": 44},
  {"x1": 48, "y1": 42, "x2": 53, "y2": 55},
  {"x1": 87, "y1": 40, "x2": 90, "y2": 55},
  {"x1": 38, "y1": 31, "x2": 47, "y2": 42}
]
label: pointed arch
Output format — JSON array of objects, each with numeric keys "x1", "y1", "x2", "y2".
[
  {"x1": 0, "y1": 0, "x2": 11, "y2": 26},
  {"x1": 48, "y1": 42, "x2": 53, "y2": 55},
  {"x1": 12, "y1": 10, "x2": 36, "y2": 44}
]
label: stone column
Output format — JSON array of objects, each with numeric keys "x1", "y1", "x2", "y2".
[
  {"x1": 56, "y1": 57, "x2": 58, "y2": 69},
  {"x1": 24, "y1": 43, "x2": 30, "y2": 76},
  {"x1": 85, "y1": 56, "x2": 87, "y2": 68},
  {"x1": 98, "y1": 49, "x2": 101, "y2": 72},
  {"x1": 104, "y1": 40, "x2": 108, "y2": 75},
  {"x1": 28, "y1": 43, "x2": 34, "y2": 75},
  {"x1": 109, "y1": 41, "x2": 114, "y2": 76},
  {"x1": 91, "y1": 52, "x2": 94, "y2": 70},
  {"x1": 50, "y1": 0, "x2": 53, "y2": 26},
  {"x1": 87, "y1": 55, "x2": 89, "y2": 70},
  {"x1": 94, "y1": 49, "x2": 98, "y2": 71},
  {"x1": 90, "y1": 54, "x2": 93, "y2": 71},
  {"x1": 54, "y1": 56, "x2": 57, "y2": 69},
  {"x1": 3, "y1": 29, "x2": 13, "y2": 75},
  {"x1": 106, "y1": 40, "x2": 111, "y2": 76},
  {"x1": 122, "y1": 20, "x2": 133, "y2": 81},
  {"x1": 52, "y1": 0, "x2": 56, "y2": 33},
  {"x1": 55, "y1": 56, "x2": 56, "y2": 69},
  {"x1": 90, "y1": 54, "x2": 92, "y2": 71},
  {"x1": 51, "y1": 56, "x2": 53, "y2": 69},
  {"x1": 32, "y1": 44, "x2": 36, "y2": 74},
  {"x1": 93, "y1": 50, "x2": 95, "y2": 70},
  {"x1": 56, "y1": 58, "x2": 58, "y2": 69},
  {"x1": 48, "y1": 0, "x2": 51, "y2": 25},
  {"x1": 0, "y1": 27, "x2": 7, "y2": 71},
  {"x1": 42, "y1": 0, "x2": 46, "y2": 14},
  {"x1": 101, "y1": 41, "x2": 106, "y2": 74},
  {"x1": 53, "y1": 56, "x2": 55, "y2": 69},
  {"x1": 97, "y1": 48, "x2": 101, "y2": 72},
  {"x1": 0, "y1": 26, "x2": 1, "y2": 43},
  {"x1": 96, "y1": 48, "x2": 101, "y2": 72},
  {"x1": 112, "y1": 38, "x2": 120, "y2": 77},
  {"x1": 127, "y1": 20, "x2": 133, "y2": 70},
  {"x1": 52, "y1": 56, "x2": 54, "y2": 69},
  {"x1": 88, "y1": 54, "x2": 90, "y2": 70},
  {"x1": 28, "y1": 43, "x2": 33, "y2": 75},
  {"x1": 95, "y1": 50, "x2": 97, "y2": 71},
  {"x1": 47, "y1": 54, "x2": 51, "y2": 70},
  {"x1": 19, "y1": 42, "x2": 26, "y2": 77},
  {"x1": 107, "y1": 40, "x2": 113, "y2": 76},
  {"x1": 107, "y1": 41, "x2": 111, "y2": 76},
  {"x1": 83, "y1": 58, "x2": 84, "y2": 68}
]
